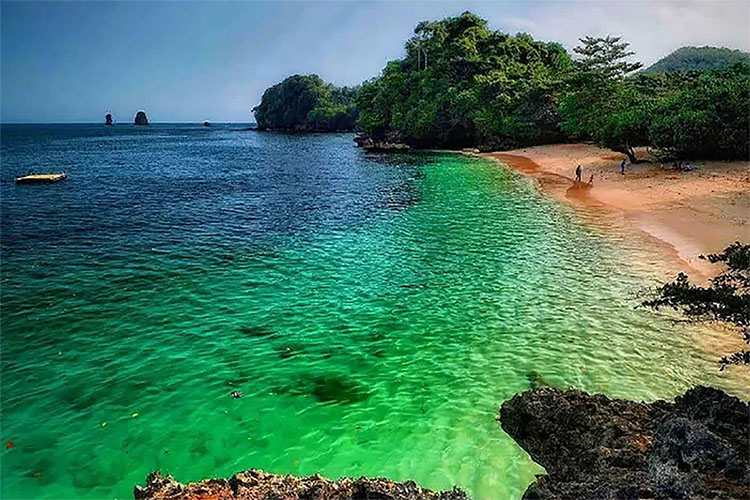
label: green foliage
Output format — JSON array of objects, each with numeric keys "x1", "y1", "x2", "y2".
[
  {"x1": 560, "y1": 36, "x2": 645, "y2": 161},
  {"x1": 642, "y1": 242, "x2": 750, "y2": 369},
  {"x1": 355, "y1": 11, "x2": 572, "y2": 149},
  {"x1": 253, "y1": 75, "x2": 358, "y2": 131},
  {"x1": 648, "y1": 64, "x2": 750, "y2": 159},
  {"x1": 643, "y1": 46, "x2": 750, "y2": 74},
  {"x1": 256, "y1": 15, "x2": 749, "y2": 161},
  {"x1": 561, "y1": 35, "x2": 750, "y2": 161},
  {"x1": 573, "y1": 36, "x2": 643, "y2": 78}
]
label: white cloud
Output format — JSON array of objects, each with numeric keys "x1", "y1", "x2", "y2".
[{"x1": 481, "y1": 0, "x2": 750, "y2": 66}]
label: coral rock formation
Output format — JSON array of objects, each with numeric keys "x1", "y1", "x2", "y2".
[
  {"x1": 499, "y1": 386, "x2": 749, "y2": 499},
  {"x1": 134, "y1": 469, "x2": 468, "y2": 500}
]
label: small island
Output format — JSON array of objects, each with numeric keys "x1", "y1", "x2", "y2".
[
  {"x1": 252, "y1": 74, "x2": 357, "y2": 132},
  {"x1": 134, "y1": 110, "x2": 149, "y2": 126}
]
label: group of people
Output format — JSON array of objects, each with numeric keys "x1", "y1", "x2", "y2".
[{"x1": 574, "y1": 158, "x2": 628, "y2": 185}]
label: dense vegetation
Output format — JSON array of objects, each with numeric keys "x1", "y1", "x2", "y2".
[
  {"x1": 253, "y1": 75, "x2": 357, "y2": 131},
  {"x1": 559, "y1": 38, "x2": 750, "y2": 161},
  {"x1": 642, "y1": 242, "x2": 750, "y2": 369},
  {"x1": 354, "y1": 12, "x2": 749, "y2": 159},
  {"x1": 643, "y1": 46, "x2": 749, "y2": 74},
  {"x1": 254, "y1": 13, "x2": 749, "y2": 160},
  {"x1": 356, "y1": 12, "x2": 572, "y2": 149}
]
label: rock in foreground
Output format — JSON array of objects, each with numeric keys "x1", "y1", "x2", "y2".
[
  {"x1": 500, "y1": 386, "x2": 749, "y2": 499},
  {"x1": 134, "y1": 469, "x2": 469, "y2": 500}
]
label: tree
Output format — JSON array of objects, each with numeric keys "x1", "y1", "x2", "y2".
[
  {"x1": 562, "y1": 39, "x2": 749, "y2": 162},
  {"x1": 573, "y1": 36, "x2": 643, "y2": 78},
  {"x1": 253, "y1": 75, "x2": 358, "y2": 131},
  {"x1": 355, "y1": 12, "x2": 572, "y2": 149},
  {"x1": 560, "y1": 36, "x2": 645, "y2": 163},
  {"x1": 642, "y1": 242, "x2": 750, "y2": 370},
  {"x1": 560, "y1": 36, "x2": 648, "y2": 163},
  {"x1": 648, "y1": 63, "x2": 750, "y2": 160}
]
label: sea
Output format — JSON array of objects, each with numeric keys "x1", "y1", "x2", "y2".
[{"x1": 1, "y1": 123, "x2": 746, "y2": 499}]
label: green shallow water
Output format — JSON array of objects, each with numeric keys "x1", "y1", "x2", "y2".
[{"x1": 1, "y1": 126, "x2": 747, "y2": 499}]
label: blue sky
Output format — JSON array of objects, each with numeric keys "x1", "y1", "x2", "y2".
[{"x1": 2, "y1": 0, "x2": 748, "y2": 123}]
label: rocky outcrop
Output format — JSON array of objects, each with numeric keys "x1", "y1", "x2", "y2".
[
  {"x1": 353, "y1": 133, "x2": 410, "y2": 152},
  {"x1": 499, "y1": 386, "x2": 749, "y2": 499},
  {"x1": 105, "y1": 113, "x2": 113, "y2": 126},
  {"x1": 134, "y1": 469, "x2": 468, "y2": 500},
  {"x1": 134, "y1": 111, "x2": 149, "y2": 126}
]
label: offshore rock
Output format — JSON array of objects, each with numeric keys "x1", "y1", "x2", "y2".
[
  {"x1": 134, "y1": 110, "x2": 149, "y2": 126},
  {"x1": 105, "y1": 113, "x2": 113, "y2": 126},
  {"x1": 499, "y1": 386, "x2": 749, "y2": 499},
  {"x1": 134, "y1": 469, "x2": 469, "y2": 500}
]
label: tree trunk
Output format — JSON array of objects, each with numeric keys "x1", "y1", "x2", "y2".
[
  {"x1": 625, "y1": 148, "x2": 640, "y2": 164},
  {"x1": 618, "y1": 142, "x2": 643, "y2": 164}
]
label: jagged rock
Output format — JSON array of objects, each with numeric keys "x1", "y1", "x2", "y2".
[
  {"x1": 134, "y1": 111, "x2": 149, "y2": 126},
  {"x1": 134, "y1": 469, "x2": 469, "y2": 500},
  {"x1": 499, "y1": 386, "x2": 749, "y2": 499},
  {"x1": 105, "y1": 113, "x2": 113, "y2": 126},
  {"x1": 354, "y1": 134, "x2": 410, "y2": 152}
]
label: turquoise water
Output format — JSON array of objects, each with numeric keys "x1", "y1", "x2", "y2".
[{"x1": 1, "y1": 125, "x2": 746, "y2": 499}]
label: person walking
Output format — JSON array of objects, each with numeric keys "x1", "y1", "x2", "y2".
[
  {"x1": 575, "y1": 164, "x2": 582, "y2": 182},
  {"x1": 620, "y1": 158, "x2": 627, "y2": 175}
]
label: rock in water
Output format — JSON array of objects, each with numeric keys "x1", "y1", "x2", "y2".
[
  {"x1": 134, "y1": 111, "x2": 149, "y2": 126},
  {"x1": 134, "y1": 469, "x2": 469, "y2": 500},
  {"x1": 202, "y1": 121, "x2": 210, "y2": 127},
  {"x1": 105, "y1": 113, "x2": 113, "y2": 126},
  {"x1": 499, "y1": 386, "x2": 749, "y2": 499}
]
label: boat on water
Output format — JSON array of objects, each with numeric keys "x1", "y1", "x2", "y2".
[{"x1": 15, "y1": 172, "x2": 68, "y2": 184}]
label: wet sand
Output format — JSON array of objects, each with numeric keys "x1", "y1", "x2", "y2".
[{"x1": 483, "y1": 144, "x2": 750, "y2": 279}]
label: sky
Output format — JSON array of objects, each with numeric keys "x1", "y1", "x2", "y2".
[{"x1": 1, "y1": 0, "x2": 749, "y2": 123}]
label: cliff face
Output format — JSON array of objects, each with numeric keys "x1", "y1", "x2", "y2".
[
  {"x1": 500, "y1": 386, "x2": 749, "y2": 499},
  {"x1": 134, "y1": 469, "x2": 468, "y2": 500}
]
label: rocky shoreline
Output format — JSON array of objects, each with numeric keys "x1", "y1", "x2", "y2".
[
  {"x1": 134, "y1": 469, "x2": 468, "y2": 500},
  {"x1": 500, "y1": 386, "x2": 749, "y2": 499},
  {"x1": 135, "y1": 386, "x2": 749, "y2": 500}
]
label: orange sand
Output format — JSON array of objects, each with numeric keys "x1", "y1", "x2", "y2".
[{"x1": 482, "y1": 144, "x2": 750, "y2": 279}]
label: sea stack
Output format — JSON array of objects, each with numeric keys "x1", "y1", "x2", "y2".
[
  {"x1": 134, "y1": 110, "x2": 149, "y2": 126},
  {"x1": 105, "y1": 113, "x2": 113, "y2": 126}
]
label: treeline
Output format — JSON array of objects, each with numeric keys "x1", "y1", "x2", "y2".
[
  {"x1": 252, "y1": 75, "x2": 358, "y2": 131},
  {"x1": 560, "y1": 37, "x2": 749, "y2": 161},
  {"x1": 356, "y1": 13, "x2": 572, "y2": 150},
  {"x1": 642, "y1": 46, "x2": 749, "y2": 74},
  {"x1": 254, "y1": 12, "x2": 750, "y2": 160}
]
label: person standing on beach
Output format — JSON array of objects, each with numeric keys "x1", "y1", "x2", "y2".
[
  {"x1": 575, "y1": 164, "x2": 582, "y2": 182},
  {"x1": 620, "y1": 158, "x2": 626, "y2": 175}
]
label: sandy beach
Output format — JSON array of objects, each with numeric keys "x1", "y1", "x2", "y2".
[{"x1": 484, "y1": 144, "x2": 750, "y2": 279}]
